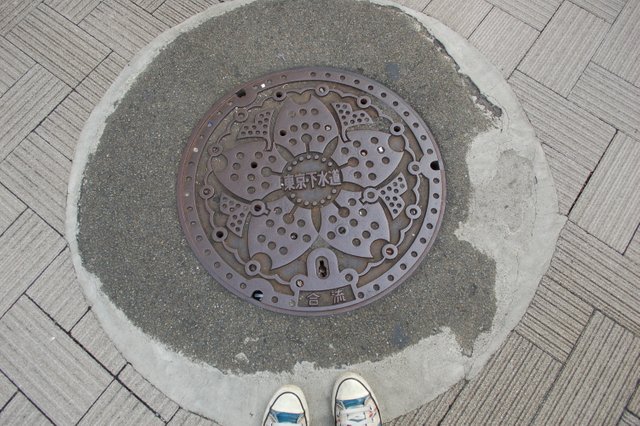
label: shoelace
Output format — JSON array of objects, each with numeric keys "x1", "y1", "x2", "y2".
[{"x1": 339, "y1": 406, "x2": 376, "y2": 425}]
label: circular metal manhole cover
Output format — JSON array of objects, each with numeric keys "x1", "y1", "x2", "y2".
[{"x1": 177, "y1": 67, "x2": 445, "y2": 315}]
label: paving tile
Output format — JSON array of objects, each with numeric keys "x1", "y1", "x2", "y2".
[
  {"x1": 0, "y1": 392, "x2": 51, "y2": 425},
  {"x1": 469, "y1": 8, "x2": 538, "y2": 77},
  {"x1": 0, "y1": 133, "x2": 71, "y2": 234},
  {"x1": 79, "y1": 380, "x2": 164, "y2": 426},
  {"x1": 570, "y1": 133, "x2": 640, "y2": 252},
  {"x1": 76, "y1": 52, "x2": 128, "y2": 107},
  {"x1": 425, "y1": 0, "x2": 492, "y2": 38},
  {"x1": 119, "y1": 364, "x2": 179, "y2": 421},
  {"x1": 509, "y1": 71, "x2": 615, "y2": 171},
  {"x1": 486, "y1": 0, "x2": 560, "y2": 31},
  {"x1": 0, "y1": 183, "x2": 25, "y2": 236},
  {"x1": 0, "y1": 65, "x2": 70, "y2": 162},
  {"x1": 534, "y1": 312, "x2": 640, "y2": 425},
  {"x1": 80, "y1": 0, "x2": 169, "y2": 60},
  {"x1": 0, "y1": 297, "x2": 111, "y2": 425},
  {"x1": 540, "y1": 144, "x2": 590, "y2": 215},
  {"x1": 619, "y1": 410, "x2": 640, "y2": 426},
  {"x1": 548, "y1": 221, "x2": 640, "y2": 335},
  {"x1": 168, "y1": 409, "x2": 218, "y2": 426},
  {"x1": 442, "y1": 332, "x2": 561, "y2": 424},
  {"x1": 0, "y1": 0, "x2": 40, "y2": 37},
  {"x1": 0, "y1": 210, "x2": 64, "y2": 317},
  {"x1": 627, "y1": 230, "x2": 640, "y2": 265},
  {"x1": 0, "y1": 36, "x2": 34, "y2": 97},
  {"x1": 35, "y1": 91, "x2": 92, "y2": 160},
  {"x1": 387, "y1": 380, "x2": 464, "y2": 425},
  {"x1": 0, "y1": 372, "x2": 16, "y2": 410},
  {"x1": 71, "y1": 310, "x2": 126, "y2": 375},
  {"x1": 6, "y1": 4, "x2": 110, "y2": 87},
  {"x1": 44, "y1": 0, "x2": 102, "y2": 24},
  {"x1": 630, "y1": 383, "x2": 640, "y2": 417},
  {"x1": 134, "y1": 0, "x2": 165, "y2": 13},
  {"x1": 593, "y1": 0, "x2": 640, "y2": 85},
  {"x1": 153, "y1": 0, "x2": 219, "y2": 27},
  {"x1": 569, "y1": 63, "x2": 640, "y2": 137},
  {"x1": 27, "y1": 249, "x2": 88, "y2": 332},
  {"x1": 572, "y1": 0, "x2": 626, "y2": 23},
  {"x1": 391, "y1": 0, "x2": 431, "y2": 12},
  {"x1": 518, "y1": 2, "x2": 609, "y2": 96},
  {"x1": 516, "y1": 276, "x2": 593, "y2": 362}
]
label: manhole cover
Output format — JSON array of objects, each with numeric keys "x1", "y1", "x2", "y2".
[{"x1": 177, "y1": 67, "x2": 445, "y2": 315}]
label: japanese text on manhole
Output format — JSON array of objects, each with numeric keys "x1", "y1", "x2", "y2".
[{"x1": 177, "y1": 68, "x2": 445, "y2": 315}]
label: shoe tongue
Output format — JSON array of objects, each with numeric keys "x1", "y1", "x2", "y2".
[
  {"x1": 343, "y1": 396, "x2": 367, "y2": 409},
  {"x1": 275, "y1": 411, "x2": 301, "y2": 424}
]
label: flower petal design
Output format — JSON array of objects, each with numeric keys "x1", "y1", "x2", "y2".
[
  {"x1": 248, "y1": 197, "x2": 319, "y2": 269},
  {"x1": 319, "y1": 190, "x2": 390, "y2": 258},
  {"x1": 215, "y1": 140, "x2": 287, "y2": 202},
  {"x1": 332, "y1": 102, "x2": 373, "y2": 140},
  {"x1": 237, "y1": 109, "x2": 274, "y2": 141},
  {"x1": 273, "y1": 96, "x2": 339, "y2": 156},
  {"x1": 219, "y1": 194, "x2": 251, "y2": 236},
  {"x1": 331, "y1": 130, "x2": 404, "y2": 187},
  {"x1": 362, "y1": 174, "x2": 408, "y2": 219}
]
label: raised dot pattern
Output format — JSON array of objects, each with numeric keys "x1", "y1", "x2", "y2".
[
  {"x1": 247, "y1": 197, "x2": 318, "y2": 269},
  {"x1": 219, "y1": 194, "x2": 250, "y2": 236},
  {"x1": 319, "y1": 190, "x2": 390, "y2": 258},
  {"x1": 377, "y1": 174, "x2": 408, "y2": 219},
  {"x1": 238, "y1": 110, "x2": 273, "y2": 139},
  {"x1": 332, "y1": 130, "x2": 404, "y2": 187},
  {"x1": 273, "y1": 96, "x2": 339, "y2": 156},
  {"x1": 217, "y1": 140, "x2": 287, "y2": 201},
  {"x1": 332, "y1": 102, "x2": 372, "y2": 136}
]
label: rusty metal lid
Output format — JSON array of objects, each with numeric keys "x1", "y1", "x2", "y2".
[{"x1": 177, "y1": 67, "x2": 445, "y2": 315}]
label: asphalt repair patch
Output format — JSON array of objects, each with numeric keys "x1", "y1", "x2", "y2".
[
  {"x1": 77, "y1": 0, "x2": 497, "y2": 374},
  {"x1": 71, "y1": 1, "x2": 566, "y2": 423}
]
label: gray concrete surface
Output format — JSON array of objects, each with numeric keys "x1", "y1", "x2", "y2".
[
  {"x1": 78, "y1": 0, "x2": 497, "y2": 373},
  {"x1": 4, "y1": 0, "x2": 639, "y2": 425},
  {"x1": 66, "y1": 0, "x2": 562, "y2": 424}
]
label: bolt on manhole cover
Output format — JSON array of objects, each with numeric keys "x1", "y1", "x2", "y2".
[{"x1": 177, "y1": 67, "x2": 445, "y2": 315}]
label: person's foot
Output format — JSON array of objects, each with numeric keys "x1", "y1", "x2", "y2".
[
  {"x1": 333, "y1": 373, "x2": 382, "y2": 426},
  {"x1": 263, "y1": 385, "x2": 309, "y2": 426}
]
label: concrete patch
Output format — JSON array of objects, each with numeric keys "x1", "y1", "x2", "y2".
[{"x1": 67, "y1": 0, "x2": 565, "y2": 424}]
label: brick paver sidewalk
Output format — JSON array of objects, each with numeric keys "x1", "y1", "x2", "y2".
[{"x1": 0, "y1": 0, "x2": 639, "y2": 424}]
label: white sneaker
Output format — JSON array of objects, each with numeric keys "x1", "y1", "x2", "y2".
[
  {"x1": 333, "y1": 373, "x2": 382, "y2": 426},
  {"x1": 263, "y1": 385, "x2": 309, "y2": 426}
]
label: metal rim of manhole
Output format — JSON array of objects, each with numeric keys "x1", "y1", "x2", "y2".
[{"x1": 177, "y1": 67, "x2": 446, "y2": 316}]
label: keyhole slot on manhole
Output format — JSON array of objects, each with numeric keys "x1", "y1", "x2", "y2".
[
  {"x1": 430, "y1": 161, "x2": 440, "y2": 171},
  {"x1": 236, "y1": 89, "x2": 246, "y2": 98},
  {"x1": 317, "y1": 257, "x2": 329, "y2": 278},
  {"x1": 251, "y1": 290, "x2": 263, "y2": 301}
]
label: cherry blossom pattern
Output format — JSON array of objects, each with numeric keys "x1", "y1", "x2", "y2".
[{"x1": 213, "y1": 94, "x2": 406, "y2": 269}]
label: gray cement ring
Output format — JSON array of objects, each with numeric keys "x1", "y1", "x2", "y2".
[{"x1": 67, "y1": 1, "x2": 565, "y2": 424}]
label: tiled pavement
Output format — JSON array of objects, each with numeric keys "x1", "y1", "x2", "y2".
[{"x1": 0, "y1": 0, "x2": 639, "y2": 424}]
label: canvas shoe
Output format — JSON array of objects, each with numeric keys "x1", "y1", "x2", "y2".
[
  {"x1": 333, "y1": 373, "x2": 382, "y2": 426},
  {"x1": 263, "y1": 385, "x2": 309, "y2": 426}
]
